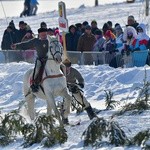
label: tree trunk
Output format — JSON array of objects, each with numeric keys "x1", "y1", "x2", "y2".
[
  {"x1": 95, "y1": 0, "x2": 98, "y2": 7},
  {"x1": 146, "y1": 0, "x2": 149, "y2": 16}
]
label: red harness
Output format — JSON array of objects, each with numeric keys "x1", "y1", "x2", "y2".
[
  {"x1": 41, "y1": 74, "x2": 64, "y2": 83},
  {"x1": 29, "y1": 74, "x2": 64, "y2": 85}
]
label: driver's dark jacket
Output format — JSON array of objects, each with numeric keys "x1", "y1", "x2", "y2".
[
  {"x1": 66, "y1": 67, "x2": 84, "y2": 85},
  {"x1": 16, "y1": 38, "x2": 49, "y2": 59}
]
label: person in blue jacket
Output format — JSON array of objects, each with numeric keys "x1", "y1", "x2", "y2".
[{"x1": 30, "y1": 0, "x2": 39, "y2": 15}]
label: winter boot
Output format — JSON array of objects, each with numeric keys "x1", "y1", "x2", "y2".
[
  {"x1": 30, "y1": 83, "x2": 39, "y2": 92},
  {"x1": 85, "y1": 105, "x2": 97, "y2": 120},
  {"x1": 63, "y1": 118, "x2": 69, "y2": 125}
]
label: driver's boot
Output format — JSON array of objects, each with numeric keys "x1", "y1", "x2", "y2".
[
  {"x1": 85, "y1": 105, "x2": 97, "y2": 120},
  {"x1": 30, "y1": 83, "x2": 39, "y2": 92}
]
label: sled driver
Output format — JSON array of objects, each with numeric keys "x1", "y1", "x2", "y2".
[
  {"x1": 62, "y1": 58, "x2": 97, "y2": 120},
  {"x1": 11, "y1": 27, "x2": 48, "y2": 92}
]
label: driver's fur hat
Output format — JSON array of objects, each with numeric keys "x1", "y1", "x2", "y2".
[
  {"x1": 38, "y1": 28, "x2": 47, "y2": 33},
  {"x1": 63, "y1": 58, "x2": 71, "y2": 67}
]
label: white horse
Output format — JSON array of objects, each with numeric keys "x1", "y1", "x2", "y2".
[{"x1": 23, "y1": 36, "x2": 72, "y2": 126}]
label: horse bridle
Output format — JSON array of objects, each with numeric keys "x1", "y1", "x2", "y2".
[
  {"x1": 40, "y1": 39, "x2": 64, "y2": 83},
  {"x1": 49, "y1": 40, "x2": 63, "y2": 60}
]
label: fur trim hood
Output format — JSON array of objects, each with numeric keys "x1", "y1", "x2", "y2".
[{"x1": 123, "y1": 26, "x2": 137, "y2": 41}]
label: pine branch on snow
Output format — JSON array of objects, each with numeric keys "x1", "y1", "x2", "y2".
[{"x1": 82, "y1": 117, "x2": 129, "y2": 148}]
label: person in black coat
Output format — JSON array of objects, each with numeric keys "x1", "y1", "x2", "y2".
[
  {"x1": 17, "y1": 21, "x2": 27, "y2": 42},
  {"x1": 66, "y1": 25, "x2": 80, "y2": 51},
  {"x1": 91, "y1": 20, "x2": 99, "y2": 35},
  {"x1": 20, "y1": 0, "x2": 31, "y2": 17},
  {"x1": 126, "y1": 15, "x2": 139, "y2": 29},
  {"x1": 1, "y1": 26, "x2": 17, "y2": 50},
  {"x1": 1, "y1": 26, "x2": 23, "y2": 62},
  {"x1": 102, "y1": 22, "x2": 110, "y2": 35},
  {"x1": 65, "y1": 25, "x2": 81, "y2": 63}
]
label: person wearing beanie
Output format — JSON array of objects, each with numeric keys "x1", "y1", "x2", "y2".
[
  {"x1": 3, "y1": 20, "x2": 18, "y2": 38},
  {"x1": 1, "y1": 25, "x2": 17, "y2": 51},
  {"x1": 65, "y1": 25, "x2": 80, "y2": 64},
  {"x1": 85, "y1": 25, "x2": 91, "y2": 30},
  {"x1": 75, "y1": 23, "x2": 82, "y2": 35},
  {"x1": 115, "y1": 23, "x2": 120, "y2": 28},
  {"x1": 93, "y1": 29, "x2": 106, "y2": 65},
  {"x1": 107, "y1": 20, "x2": 115, "y2": 33},
  {"x1": 103, "y1": 30, "x2": 117, "y2": 67},
  {"x1": 115, "y1": 25, "x2": 123, "y2": 33},
  {"x1": 65, "y1": 24, "x2": 80, "y2": 54},
  {"x1": 91, "y1": 20, "x2": 98, "y2": 35},
  {"x1": 17, "y1": 21, "x2": 27, "y2": 42},
  {"x1": 1, "y1": 21, "x2": 22, "y2": 62},
  {"x1": 11, "y1": 27, "x2": 49, "y2": 92},
  {"x1": 61, "y1": 58, "x2": 97, "y2": 121},
  {"x1": 75, "y1": 23, "x2": 82, "y2": 29},
  {"x1": 77, "y1": 24, "x2": 96, "y2": 65},
  {"x1": 82, "y1": 21, "x2": 89, "y2": 26},
  {"x1": 40, "y1": 22, "x2": 47, "y2": 29},
  {"x1": 104, "y1": 30, "x2": 116, "y2": 41},
  {"x1": 9, "y1": 20, "x2": 16, "y2": 30},
  {"x1": 126, "y1": 15, "x2": 139, "y2": 29},
  {"x1": 62, "y1": 58, "x2": 72, "y2": 67},
  {"x1": 102, "y1": 22, "x2": 110, "y2": 35},
  {"x1": 81, "y1": 21, "x2": 89, "y2": 33}
]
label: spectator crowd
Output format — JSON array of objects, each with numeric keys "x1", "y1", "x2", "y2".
[{"x1": 1, "y1": 15, "x2": 150, "y2": 67}]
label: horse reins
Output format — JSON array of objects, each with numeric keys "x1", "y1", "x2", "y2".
[{"x1": 40, "y1": 39, "x2": 64, "y2": 83}]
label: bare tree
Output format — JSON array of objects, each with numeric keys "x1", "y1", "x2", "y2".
[{"x1": 95, "y1": 0, "x2": 98, "y2": 7}]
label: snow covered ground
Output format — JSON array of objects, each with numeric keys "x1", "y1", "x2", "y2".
[
  {"x1": 0, "y1": 63, "x2": 150, "y2": 150},
  {"x1": 0, "y1": 0, "x2": 126, "y2": 19},
  {"x1": 0, "y1": 0, "x2": 150, "y2": 150}
]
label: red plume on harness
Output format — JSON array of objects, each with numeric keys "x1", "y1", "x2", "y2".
[{"x1": 30, "y1": 78, "x2": 34, "y2": 85}]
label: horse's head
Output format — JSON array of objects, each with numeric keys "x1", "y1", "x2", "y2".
[{"x1": 47, "y1": 35, "x2": 63, "y2": 63}]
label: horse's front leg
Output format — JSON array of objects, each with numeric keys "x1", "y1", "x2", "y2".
[
  {"x1": 26, "y1": 93, "x2": 36, "y2": 120},
  {"x1": 46, "y1": 100, "x2": 52, "y2": 116},
  {"x1": 45, "y1": 92, "x2": 63, "y2": 126}
]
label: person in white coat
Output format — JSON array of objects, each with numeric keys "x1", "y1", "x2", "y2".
[
  {"x1": 136, "y1": 23, "x2": 149, "y2": 50},
  {"x1": 115, "y1": 25, "x2": 124, "y2": 53}
]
